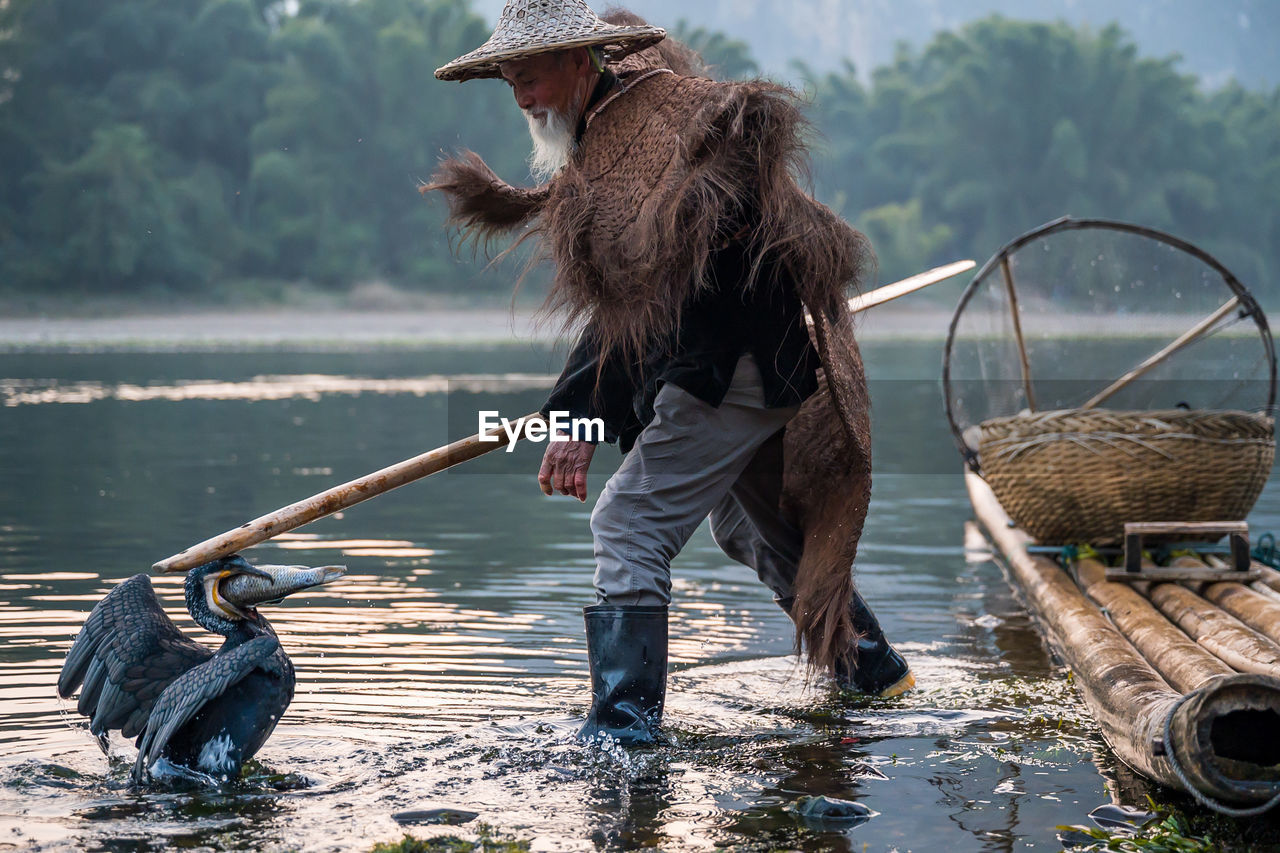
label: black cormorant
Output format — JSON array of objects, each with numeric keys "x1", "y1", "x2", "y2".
[{"x1": 57, "y1": 555, "x2": 344, "y2": 783}]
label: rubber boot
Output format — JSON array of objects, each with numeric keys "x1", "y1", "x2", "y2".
[
  {"x1": 578, "y1": 605, "x2": 668, "y2": 745},
  {"x1": 776, "y1": 592, "x2": 914, "y2": 698},
  {"x1": 835, "y1": 589, "x2": 914, "y2": 697}
]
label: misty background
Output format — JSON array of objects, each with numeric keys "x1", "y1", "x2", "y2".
[{"x1": 1, "y1": 0, "x2": 1277, "y2": 312}]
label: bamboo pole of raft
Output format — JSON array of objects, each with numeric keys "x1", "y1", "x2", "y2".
[
  {"x1": 1252, "y1": 579, "x2": 1280, "y2": 605},
  {"x1": 1081, "y1": 296, "x2": 1241, "y2": 410},
  {"x1": 1146, "y1": 580, "x2": 1280, "y2": 678},
  {"x1": 1201, "y1": 583, "x2": 1280, "y2": 647},
  {"x1": 154, "y1": 262, "x2": 979, "y2": 575},
  {"x1": 999, "y1": 257, "x2": 1037, "y2": 413},
  {"x1": 968, "y1": 470, "x2": 1182, "y2": 784},
  {"x1": 1072, "y1": 557, "x2": 1233, "y2": 693},
  {"x1": 967, "y1": 469, "x2": 1280, "y2": 807},
  {"x1": 152, "y1": 413, "x2": 545, "y2": 573},
  {"x1": 1255, "y1": 563, "x2": 1280, "y2": 597},
  {"x1": 1195, "y1": 557, "x2": 1280, "y2": 646}
]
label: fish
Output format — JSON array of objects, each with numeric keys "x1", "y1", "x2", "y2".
[{"x1": 219, "y1": 563, "x2": 346, "y2": 608}]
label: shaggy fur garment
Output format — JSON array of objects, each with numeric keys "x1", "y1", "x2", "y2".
[
  {"x1": 424, "y1": 25, "x2": 876, "y2": 680},
  {"x1": 420, "y1": 151, "x2": 549, "y2": 252}
]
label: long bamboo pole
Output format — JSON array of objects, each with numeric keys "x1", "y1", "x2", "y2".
[
  {"x1": 152, "y1": 414, "x2": 544, "y2": 573},
  {"x1": 153, "y1": 260, "x2": 976, "y2": 573},
  {"x1": 1081, "y1": 296, "x2": 1241, "y2": 410},
  {"x1": 845, "y1": 259, "x2": 975, "y2": 312}
]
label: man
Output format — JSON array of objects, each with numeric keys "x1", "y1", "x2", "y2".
[{"x1": 427, "y1": 0, "x2": 912, "y2": 745}]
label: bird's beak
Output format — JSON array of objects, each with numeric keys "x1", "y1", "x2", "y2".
[{"x1": 218, "y1": 563, "x2": 347, "y2": 608}]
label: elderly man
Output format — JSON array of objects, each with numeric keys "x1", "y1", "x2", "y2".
[{"x1": 428, "y1": 0, "x2": 912, "y2": 745}]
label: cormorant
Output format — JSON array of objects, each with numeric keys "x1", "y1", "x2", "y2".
[{"x1": 57, "y1": 555, "x2": 344, "y2": 783}]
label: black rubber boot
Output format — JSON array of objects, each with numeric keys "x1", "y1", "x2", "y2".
[
  {"x1": 578, "y1": 605, "x2": 668, "y2": 745},
  {"x1": 777, "y1": 592, "x2": 914, "y2": 697},
  {"x1": 835, "y1": 589, "x2": 914, "y2": 697}
]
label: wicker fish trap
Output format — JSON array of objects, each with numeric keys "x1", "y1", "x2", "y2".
[{"x1": 978, "y1": 408, "x2": 1275, "y2": 545}]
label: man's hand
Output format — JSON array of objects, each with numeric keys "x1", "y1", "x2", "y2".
[{"x1": 538, "y1": 439, "x2": 595, "y2": 502}]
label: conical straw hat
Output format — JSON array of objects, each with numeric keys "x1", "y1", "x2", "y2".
[{"x1": 436, "y1": 0, "x2": 665, "y2": 82}]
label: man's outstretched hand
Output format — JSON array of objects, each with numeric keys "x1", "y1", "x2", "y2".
[{"x1": 538, "y1": 439, "x2": 595, "y2": 502}]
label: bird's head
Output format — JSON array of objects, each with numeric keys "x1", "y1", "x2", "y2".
[{"x1": 184, "y1": 555, "x2": 346, "y2": 634}]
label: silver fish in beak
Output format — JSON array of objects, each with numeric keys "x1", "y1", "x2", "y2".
[{"x1": 219, "y1": 563, "x2": 346, "y2": 609}]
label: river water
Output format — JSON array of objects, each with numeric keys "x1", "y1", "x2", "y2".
[{"x1": 0, "y1": 341, "x2": 1275, "y2": 852}]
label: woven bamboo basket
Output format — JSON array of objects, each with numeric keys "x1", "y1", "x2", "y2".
[{"x1": 978, "y1": 409, "x2": 1275, "y2": 544}]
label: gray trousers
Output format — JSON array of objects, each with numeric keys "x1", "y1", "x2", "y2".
[{"x1": 591, "y1": 355, "x2": 806, "y2": 607}]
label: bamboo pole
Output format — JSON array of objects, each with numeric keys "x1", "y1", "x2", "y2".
[
  {"x1": 1081, "y1": 296, "x2": 1241, "y2": 410},
  {"x1": 1147, "y1": 582, "x2": 1280, "y2": 679},
  {"x1": 999, "y1": 257, "x2": 1037, "y2": 413},
  {"x1": 1074, "y1": 557, "x2": 1233, "y2": 693},
  {"x1": 1206, "y1": 555, "x2": 1280, "y2": 617},
  {"x1": 845, "y1": 259, "x2": 975, "y2": 313},
  {"x1": 154, "y1": 262, "x2": 978, "y2": 574},
  {"x1": 153, "y1": 413, "x2": 544, "y2": 573},
  {"x1": 1201, "y1": 582, "x2": 1280, "y2": 647},
  {"x1": 1256, "y1": 564, "x2": 1280, "y2": 597}
]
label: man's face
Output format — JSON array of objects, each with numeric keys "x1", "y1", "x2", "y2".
[
  {"x1": 499, "y1": 51, "x2": 587, "y2": 127},
  {"x1": 500, "y1": 49, "x2": 594, "y2": 180}
]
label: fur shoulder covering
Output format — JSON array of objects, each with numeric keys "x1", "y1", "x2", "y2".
[
  {"x1": 540, "y1": 73, "x2": 872, "y2": 366},
  {"x1": 421, "y1": 151, "x2": 550, "y2": 245}
]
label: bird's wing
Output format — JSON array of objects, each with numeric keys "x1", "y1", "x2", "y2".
[
  {"x1": 131, "y1": 634, "x2": 281, "y2": 783},
  {"x1": 58, "y1": 574, "x2": 213, "y2": 740}
]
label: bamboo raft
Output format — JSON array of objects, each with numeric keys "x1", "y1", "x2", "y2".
[{"x1": 968, "y1": 470, "x2": 1280, "y2": 814}]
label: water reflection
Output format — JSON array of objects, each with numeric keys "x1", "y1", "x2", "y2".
[
  {"x1": 0, "y1": 346, "x2": 1274, "y2": 851},
  {"x1": 0, "y1": 374, "x2": 556, "y2": 407}
]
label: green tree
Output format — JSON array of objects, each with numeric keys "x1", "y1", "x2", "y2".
[
  {"x1": 908, "y1": 19, "x2": 1215, "y2": 254},
  {"x1": 803, "y1": 17, "x2": 1279, "y2": 295},
  {"x1": 672, "y1": 20, "x2": 758, "y2": 80},
  {"x1": 856, "y1": 200, "x2": 954, "y2": 284},
  {"x1": 804, "y1": 55, "x2": 927, "y2": 226},
  {"x1": 1199, "y1": 82, "x2": 1280, "y2": 288},
  {"x1": 0, "y1": 0, "x2": 278, "y2": 294},
  {"x1": 23, "y1": 124, "x2": 203, "y2": 291},
  {"x1": 247, "y1": 0, "x2": 529, "y2": 290}
]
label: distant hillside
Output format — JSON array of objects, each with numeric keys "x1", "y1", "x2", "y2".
[{"x1": 472, "y1": 0, "x2": 1278, "y2": 88}]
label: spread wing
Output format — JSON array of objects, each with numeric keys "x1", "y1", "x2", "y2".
[
  {"x1": 131, "y1": 635, "x2": 281, "y2": 783},
  {"x1": 58, "y1": 574, "x2": 213, "y2": 741}
]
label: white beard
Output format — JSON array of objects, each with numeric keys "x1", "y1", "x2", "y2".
[{"x1": 525, "y1": 105, "x2": 577, "y2": 182}]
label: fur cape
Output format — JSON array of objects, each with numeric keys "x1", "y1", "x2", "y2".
[{"x1": 424, "y1": 40, "x2": 875, "y2": 679}]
